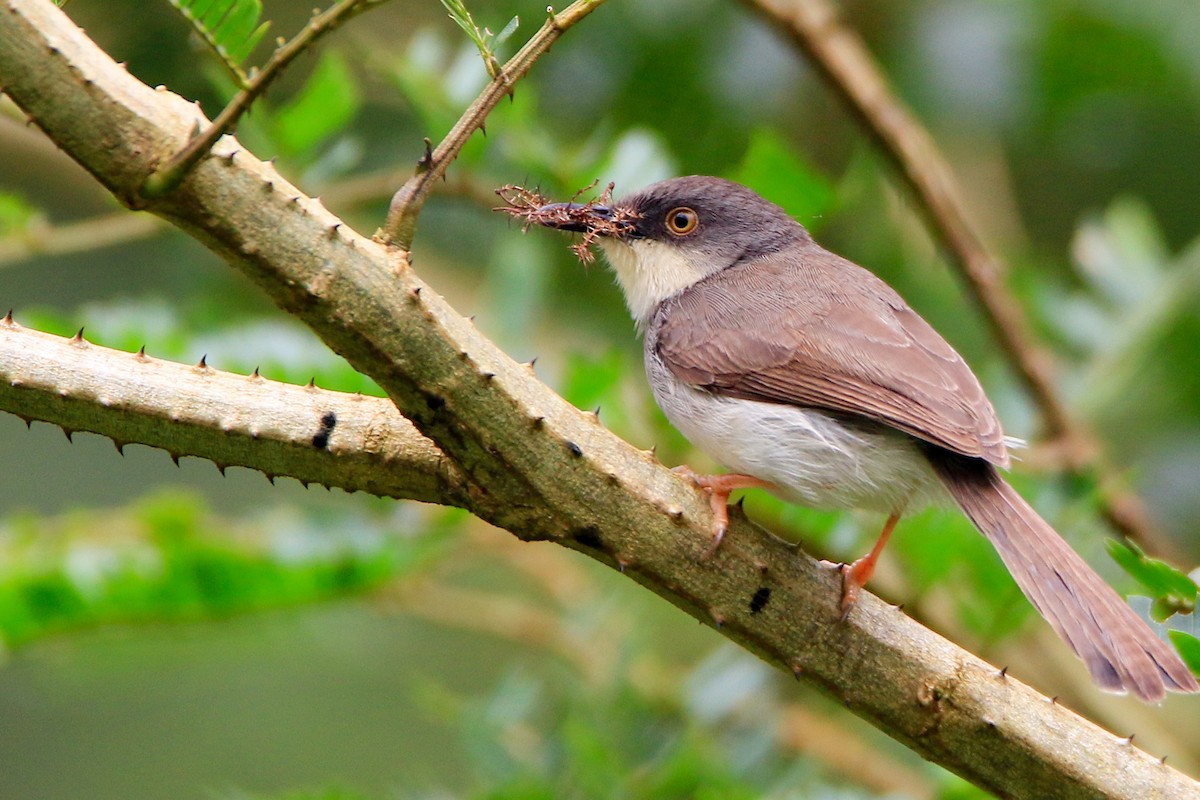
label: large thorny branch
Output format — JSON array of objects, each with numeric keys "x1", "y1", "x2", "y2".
[{"x1": 0, "y1": 2, "x2": 1196, "y2": 798}]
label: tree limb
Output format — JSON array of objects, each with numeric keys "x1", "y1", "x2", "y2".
[
  {"x1": 380, "y1": 0, "x2": 607, "y2": 248},
  {"x1": 0, "y1": 316, "x2": 468, "y2": 506},
  {"x1": 1, "y1": 2, "x2": 1196, "y2": 797}
]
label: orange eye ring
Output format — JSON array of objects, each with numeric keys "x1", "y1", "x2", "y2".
[{"x1": 665, "y1": 207, "x2": 699, "y2": 235}]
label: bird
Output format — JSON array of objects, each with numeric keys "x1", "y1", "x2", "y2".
[{"x1": 523, "y1": 174, "x2": 1198, "y2": 703}]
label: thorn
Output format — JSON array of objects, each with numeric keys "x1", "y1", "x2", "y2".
[
  {"x1": 307, "y1": 377, "x2": 317, "y2": 389},
  {"x1": 481, "y1": 372, "x2": 495, "y2": 381},
  {"x1": 666, "y1": 506, "x2": 685, "y2": 523},
  {"x1": 251, "y1": 366, "x2": 261, "y2": 378},
  {"x1": 606, "y1": 472, "x2": 620, "y2": 486},
  {"x1": 1050, "y1": 696, "x2": 1058, "y2": 705},
  {"x1": 196, "y1": 354, "x2": 207, "y2": 368},
  {"x1": 1161, "y1": 755, "x2": 1168, "y2": 766},
  {"x1": 733, "y1": 496, "x2": 745, "y2": 509},
  {"x1": 591, "y1": 406, "x2": 601, "y2": 420},
  {"x1": 113, "y1": 441, "x2": 125, "y2": 456},
  {"x1": 327, "y1": 223, "x2": 341, "y2": 239},
  {"x1": 998, "y1": 666, "x2": 1008, "y2": 680},
  {"x1": 417, "y1": 137, "x2": 434, "y2": 170},
  {"x1": 71, "y1": 327, "x2": 85, "y2": 343},
  {"x1": 171, "y1": 453, "x2": 181, "y2": 467},
  {"x1": 136, "y1": 345, "x2": 146, "y2": 358},
  {"x1": 894, "y1": 603, "x2": 905, "y2": 612},
  {"x1": 62, "y1": 428, "x2": 73, "y2": 442},
  {"x1": 216, "y1": 464, "x2": 227, "y2": 476},
  {"x1": 2, "y1": 309, "x2": 13, "y2": 325},
  {"x1": 648, "y1": 444, "x2": 658, "y2": 460},
  {"x1": 531, "y1": 416, "x2": 545, "y2": 429},
  {"x1": 1125, "y1": 734, "x2": 1135, "y2": 745},
  {"x1": 525, "y1": 357, "x2": 538, "y2": 373}
]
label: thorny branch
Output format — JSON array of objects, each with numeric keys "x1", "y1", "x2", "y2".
[
  {"x1": 743, "y1": 0, "x2": 1172, "y2": 558},
  {"x1": 0, "y1": 315, "x2": 470, "y2": 506},
  {"x1": 380, "y1": 0, "x2": 608, "y2": 249}
]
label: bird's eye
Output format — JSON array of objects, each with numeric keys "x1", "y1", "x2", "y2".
[{"x1": 665, "y1": 207, "x2": 699, "y2": 235}]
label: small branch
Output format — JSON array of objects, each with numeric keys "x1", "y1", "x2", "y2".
[
  {"x1": 141, "y1": 0, "x2": 388, "y2": 200},
  {"x1": 0, "y1": 209, "x2": 162, "y2": 267},
  {"x1": 379, "y1": 0, "x2": 607, "y2": 249},
  {"x1": 0, "y1": 170, "x2": 498, "y2": 269},
  {"x1": 744, "y1": 0, "x2": 1172, "y2": 558},
  {"x1": 0, "y1": 316, "x2": 470, "y2": 507}
]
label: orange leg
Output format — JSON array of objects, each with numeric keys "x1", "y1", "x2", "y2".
[
  {"x1": 674, "y1": 467, "x2": 776, "y2": 557},
  {"x1": 840, "y1": 512, "x2": 901, "y2": 619}
]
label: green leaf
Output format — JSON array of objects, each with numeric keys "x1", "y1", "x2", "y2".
[
  {"x1": 1168, "y1": 630, "x2": 1200, "y2": 677},
  {"x1": 271, "y1": 51, "x2": 362, "y2": 159},
  {"x1": 1106, "y1": 538, "x2": 1197, "y2": 617},
  {"x1": 440, "y1": 0, "x2": 502, "y2": 75},
  {"x1": 167, "y1": 0, "x2": 269, "y2": 83},
  {"x1": 730, "y1": 129, "x2": 835, "y2": 230}
]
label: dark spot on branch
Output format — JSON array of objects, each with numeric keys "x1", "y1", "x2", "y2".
[
  {"x1": 566, "y1": 441, "x2": 582, "y2": 457},
  {"x1": 750, "y1": 587, "x2": 771, "y2": 615},
  {"x1": 312, "y1": 410, "x2": 337, "y2": 449},
  {"x1": 572, "y1": 526, "x2": 603, "y2": 550},
  {"x1": 426, "y1": 394, "x2": 446, "y2": 412}
]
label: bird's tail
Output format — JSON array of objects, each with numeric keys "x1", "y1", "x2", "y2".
[{"x1": 929, "y1": 452, "x2": 1197, "y2": 703}]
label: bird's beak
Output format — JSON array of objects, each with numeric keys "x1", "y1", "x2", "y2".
[{"x1": 530, "y1": 202, "x2": 618, "y2": 234}]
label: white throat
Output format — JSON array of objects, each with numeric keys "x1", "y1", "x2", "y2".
[{"x1": 598, "y1": 238, "x2": 706, "y2": 330}]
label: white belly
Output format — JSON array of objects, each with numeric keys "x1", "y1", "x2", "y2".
[{"x1": 645, "y1": 349, "x2": 945, "y2": 514}]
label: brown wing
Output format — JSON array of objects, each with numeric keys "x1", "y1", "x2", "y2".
[{"x1": 653, "y1": 243, "x2": 1009, "y2": 466}]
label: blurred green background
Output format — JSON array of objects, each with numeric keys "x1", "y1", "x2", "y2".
[{"x1": 1, "y1": 0, "x2": 1199, "y2": 798}]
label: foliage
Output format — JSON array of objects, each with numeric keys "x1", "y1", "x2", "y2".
[
  {"x1": 166, "y1": 0, "x2": 269, "y2": 84},
  {"x1": 440, "y1": 0, "x2": 520, "y2": 78},
  {"x1": 0, "y1": 491, "x2": 451, "y2": 649}
]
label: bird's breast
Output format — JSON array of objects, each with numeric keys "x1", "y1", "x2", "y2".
[{"x1": 643, "y1": 345, "x2": 946, "y2": 514}]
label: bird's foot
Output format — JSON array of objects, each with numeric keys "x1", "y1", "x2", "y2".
[
  {"x1": 837, "y1": 512, "x2": 901, "y2": 621},
  {"x1": 672, "y1": 467, "x2": 775, "y2": 558}
]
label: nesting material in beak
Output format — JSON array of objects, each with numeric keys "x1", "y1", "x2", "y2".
[{"x1": 495, "y1": 182, "x2": 638, "y2": 262}]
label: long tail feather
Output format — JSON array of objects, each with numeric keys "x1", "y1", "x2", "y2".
[{"x1": 929, "y1": 452, "x2": 1197, "y2": 702}]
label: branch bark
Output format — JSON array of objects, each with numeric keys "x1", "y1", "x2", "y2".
[
  {"x1": 1, "y1": 2, "x2": 1196, "y2": 797},
  {"x1": 0, "y1": 317, "x2": 467, "y2": 505}
]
